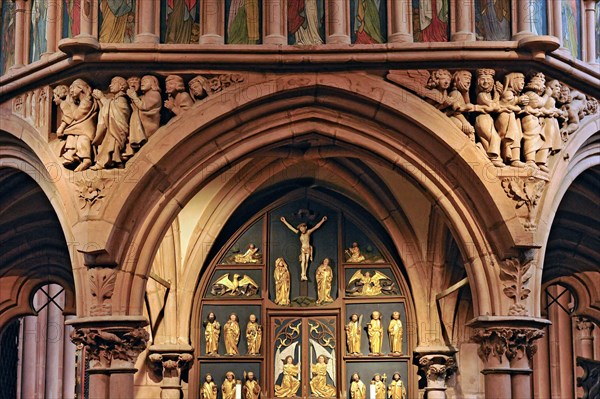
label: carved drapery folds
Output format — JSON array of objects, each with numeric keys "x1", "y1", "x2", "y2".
[
  {"x1": 70, "y1": 325, "x2": 149, "y2": 368},
  {"x1": 387, "y1": 69, "x2": 598, "y2": 171},
  {"x1": 471, "y1": 327, "x2": 544, "y2": 364},
  {"x1": 51, "y1": 73, "x2": 245, "y2": 172}
]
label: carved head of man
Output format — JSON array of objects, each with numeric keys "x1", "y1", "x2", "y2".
[
  {"x1": 525, "y1": 73, "x2": 546, "y2": 94},
  {"x1": 127, "y1": 76, "x2": 140, "y2": 92},
  {"x1": 427, "y1": 69, "x2": 452, "y2": 91},
  {"x1": 371, "y1": 310, "x2": 381, "y2": 320},
  {"x1": 53, "y1": 85, "x2": 69, "y2": 104},
  {"x1": 165, "y1": 75, "x2": 186, "y2": 95},
  {"x1": 558, "y1": 84, "x2": 571, "y2": 104},
  {"x1": 452, "y1": 70, "x2": 472, "y2": 92},
  {"x1": 140, "y1": 75, "x2": 160, "y2": 93},
  {"x1": 351, "y1": 373, "x2": 361, "y2": 382},
  {"x1": 476, "y1": 69, "x2": 495, "y2": 93},
  {"x1": 548, "y1": 80, "x2": 562, "y2": 99},
  {"x1": 189, "y1": 75, "x2": 208, "y2": 98},
  {"x1": 109, "y1": 77, "x2": 128, "y2": 94},
  {"x1": 391, "y1": 311, "x2": 400, "y2": 320},
  {"x1": 69, "y1": 79, "x2": 92, "y2": 99},
  {"x1": 297, "y1": 222, "x2": 308, "y2": 233},
  {"x1": 503, "y1": 72, "x2": 526, "y2": 94}
]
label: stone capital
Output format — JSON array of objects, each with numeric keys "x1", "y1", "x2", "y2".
[
  {"x1": 148, "y1": 344, "x2": 194, "y2": 379},
  {"x1": 418, "y1": 354, "x2": 457, "y2": 386},
  {"x1": 575, "y1": 316, "x2": 595, "y2": 336},
  {"x1": 68, "y1": 316, "x2": 149, "y2": 369}
]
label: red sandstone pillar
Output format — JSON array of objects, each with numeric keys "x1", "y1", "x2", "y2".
[
  {"x1": 200, "y1": 0, "x2": 224, "y2": 44},
  {"x1": 326, "y1": 0, "x2": 350, "y2": 44},
  {"x1": 12, "y1": 0, "x2": 28, "y2": 69},
  {"x1": 513, "y1": 0, "x2": 535, "y2": 40},
  {"x1": 550, "y1": 0, "x2": 562, "y2": 44},
  {"x1": 45, "y1": 0, "x2": 59, "y2": 55},
  {"x1": 136, "y1": 0, "x2": 160, "y2": 43},
  {"x1": 452, "y1": 0, "x2": 475, "y2": 41},
  {"x1": 583, "y1": 1, "x2": 598, "y2": 64},
  {"x1": 264, "y1": 0, "x2": 286, "y2": 45},
  {"x1": 389, "y1": 0, "x2": 412, "y2": 43}
]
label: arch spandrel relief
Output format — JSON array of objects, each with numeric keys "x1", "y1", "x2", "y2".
[{"x1": 195, "y1": 193, "x2": 413, "y2": 398}]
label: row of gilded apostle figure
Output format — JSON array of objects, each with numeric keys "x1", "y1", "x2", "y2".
[
  {"x1": 201, "y1": 371, "x2": 261, "y2": 399},
  {"x1": 203, "y1": 313, "x2": 262, "y2": 356},
  {"x1": 346, "y1": 311, "x2": 403, "y2": 356}
]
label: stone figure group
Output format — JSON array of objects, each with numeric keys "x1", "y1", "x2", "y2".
[
  {"x1": 203, "y1": 312, "x2": 262, "y2": 356},
  {"x1": 346, "y1": 311, "x2": 403, "y2": 356},
  {"x1": 53, "y1": 73, "x2": 245, "y2": 172},
  {"x1": 391, "y1": 68, "x2": 598, "y2": 172},
  {"x1": 201, "y1": 371, "x2": 261, "y2": 399}
]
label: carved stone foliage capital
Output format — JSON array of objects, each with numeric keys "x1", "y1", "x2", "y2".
[
  {"x1": 88, "y1": 267, "x2": 117, "y2": 316},
  {"x1": 471, "y1": 327, "x2": 544, "y2": 364},
  {"x1": 70, "y1": 326, "x2": 149, "y2": 368},
  {"x1": 501, "y1": 176, "x2": 547, "y2": 231},
  {"x1": 418, "y1": 354, "x2": 457, "y2": 386},
  {"x1": 499, "y1": 257, "x2": 535, "y2": 316},
  {"x1": 148, "y1": 352, "x2": 194, "y2": 380},
  {"x1": 575, "y1": 317, "x2": 595, "y2": 336}
]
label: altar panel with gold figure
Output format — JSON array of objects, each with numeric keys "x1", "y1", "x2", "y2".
[{"x1": 192, "y1": 191, "x2": 414, "y2": 398}]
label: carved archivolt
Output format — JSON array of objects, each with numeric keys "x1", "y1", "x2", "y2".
[{"x1": 49, "y1": 73, "x2": 245, "y2": 172}]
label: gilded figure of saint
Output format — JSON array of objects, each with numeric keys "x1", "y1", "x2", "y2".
[
  {"x1": 246, "y1": 314, "x2": 262, "y2": 355},
  {"x1": 346, "y1": 242, "x2": 366, "y2": 263},
  {"x1": 371, "y1": 374, "x2": 386, "y2": 399},
  {"x1": 201, "y1": 373, "x2": 218, "y2": 399},
  {"x1": 222, "y1": 372, "x2": 236, "y2": 399},
  {"x1": 274, "y1": 356, "x2": 301, "y2": 398},
  {"x1": 274, "y1": 258, "x2": 291, "y2": 306},
  {"x1": 388, "y1": 373, "x2": 406, "y2": 399},
  {"x1": 234, "y1": 243, "x2": 260, "y2": 263},
  {"x1": 388, "y1": 311, "x2": 403, "y2": 354},
  {"x1": 345, "y1": 313, "x2": 362, "y2": 355},
  {"x1": 367, "y1": 311, "x2": 383, "y2": 355},
  {"x1": 310, "y1": 354, "x2": 336, "y2": 397},
  {"x1": 315, "y1": 258, "x2": 334, "y2": 305},
  {"x1": 204, "y1": 312, "x2": 220, "y2": 355},
  {"x1": 280, "y1": 215, "x2": 327, "y2": 281},
  {"x1": 350, "y1": 373, "x2": 366, "y2": 399},
  {"x1": 224, "y1": 313, "x2": 240, "y2": 355},
  {"x1": 243, "y1": 371, "x2": 261, "y2": 399}
]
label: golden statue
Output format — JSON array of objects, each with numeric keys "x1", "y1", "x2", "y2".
[
  {"x1": 201, "y1": 374, "x2": 218, "y2": 399},
  {"x1": 280, "y1": 215, "x2": 327, "y2": 281},
  {"x1": 204, "y1": 312, "x2": 220, "y2": 355},
  {"x1": 350, "y1": 373, "x2": 366, "y2": 399},
  {"x1": 243, "y1": 371, "x2": 261, "y2": 399},
  {"x1": 210, "y1": 273, "x2": 259, "y2": 297},
  {"x1": 224, "y1": 313, "x2": 240, "y2": 355},
  {"x1": 315, "y1": 258, "x2": 334, "y2": 305},
  {"x1": 345, "y1": 313, "x2": 362, "y2": 355},
  {"x1": 233, "y1": 243, "x2": 261, "y2": 263},
  {"x1": 345, "y1": 242, "x2": 366, "y2": 263},
  {"x1": 274, "y1": 258, "x2": 291, "y2": 306},
  {"x1": 371, "y1": 374, "x2": 387, "y2": 399},
  {"x1": 367, "y1": 311, "x2": 384, "y2": 355},
  {"x1": 388, "y1": 373, "x2": 406, "y2": 399},
  {"x1": 221, "y1": 372, "x2": 236, "y2": 399},
  {"x1": 274, "y1": 356, "x2": 301, "y2": 398},
  {"x1": 246, "y1": 314, "x2": 262, "y2": 355},
  {"x1": 309, "y1": 354, "x2": 336, "y2": 397},
  {"x1": 388, "y1": 311, "x2": 403, "y2": 355},
  {"x1": 346, "y1": 270, "x2": 396, "y2": 296}
]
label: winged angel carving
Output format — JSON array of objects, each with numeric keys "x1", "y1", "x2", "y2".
[
  {"x1": 210, "y1": 273, "x2": 259, "y2": 297},
  {"x1": 345, "y1": 270, "x2": 397, "y2": 296}
]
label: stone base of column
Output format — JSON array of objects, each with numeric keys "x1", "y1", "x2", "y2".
[
  {"x1": 264, "y1": 35, "x2": 286, "y2": 45},
  {"x1": 512, "y1": 31, "x2": 534, "y2": 41},
  {"x1": 327, "y1": 34, "x2": 351, "y2": 45},
  {"x1": 200, "y1": 34, "x2": 224, "y2": 45},
  {"x1": 135, "y1": 33, "x2": 160, "y2": 44},
  {"x1": 388, "y1": 33, "x2": 414, "y2": 43},
  {"x1": 59, "y1": 36, "x2": 100, "y2": 55},
  {"x1": 451, "y1": 32, "x2": 476, "y2": 42}
]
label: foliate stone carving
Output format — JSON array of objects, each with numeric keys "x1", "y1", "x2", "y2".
[
  {"x1": 89, "y1": 267, "x2": 117, "y2": 316},
  {"x1": 471, "y1": 327, "x2": 544, "y2": 364},
  {"x1": 71, "y1": 326, "x2": 149, "y2": 368},
  {"x1": 576, "y1": 357, "x2": 600, "y2": 399},
  {"x1": 149, "y1": 352, "x2": 194, "y2": 380},
  {"x1": 499, "y1": 257, "x2": 535, "y2": 316},
  {"x1": 501, "y1": 176, "x2": 546, "y2": 231},
  {"x1": 418, "y1": 354, "x2": 457, "y2": 387},
  {"x1": 386, "y1": 69, "x2": 599, "y2": 172},
  {"x1": 575, "y1": 317, "x2": 595, "y2": 336},
  {"x1": 75, "y1": 177, "x2": 114, "y2": 210}
]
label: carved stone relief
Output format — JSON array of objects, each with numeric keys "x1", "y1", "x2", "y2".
[
  {"x1": 12, "y1": 86, "x2": 52, "y2": 137},
  {"x1": 471, "y1": 327, "x2": 544, "y2": 364},
  {"x1": 89, "y1": 267, "x2": 117, "y2": 316}
]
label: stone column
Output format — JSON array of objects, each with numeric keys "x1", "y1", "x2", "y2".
[
  {"x1": 470, "y1": 317, "x2": 549, "y2": 399},
  {"x1": 575, "y1": 317, "x2": 595, "y2": 358},
  {"x1": 264, "y1": 0, "x2": 286, "y2": 45},
  {"x1": 59, "y1": 0, "x2": 100, "y2": 53},
  {"x1": 417, "y1": 352, "x2": 457, "y2": 399},
  {"x1": 452, "y1": 0, "x2": 475, "y2": 41},
  {"x1": 12, "y1": 0, "x2": 28, "y2": 69},
  {"x1": 583, "y1": 0, "x2": 598, "y2": 64},
  {"x1": 44, "y1": 0, "x2": 60, "y2": 55},
  {"x1": 389, "y1": 0, "x2": 412, "y2": 43},
  {"x1": 148, "y1": 345, "x2": 194, "y2": 399},
  {"x1": 512, "y1": 0, "x2": 535, "y2": 40},
  {"x1": 326, "y1": 0, "x2": 350, "y2": 44},
  {"x1": 550, "y1": 0, "x2": 562, "y2": 44},
  {"x1": 68, "y1": 317, "x2": 149, "y2": 399},
  {"x1": 136, "y1": 0, "x2": 160, "y2": 43},
  {"x1": 20, "y1": 315, "x2": 38, "y2": 399},
  {"x1": 200, "y1": 0, "x2": 224, "y2": 44},
  {"x1": 45, "y1": 285, "x2": 65, "y2": 398},
  {"x1": 63, "y1": 315, "x2": 77, "y2": 399}
]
